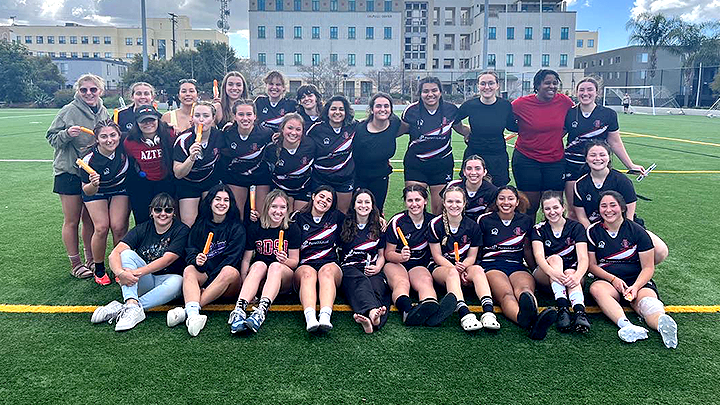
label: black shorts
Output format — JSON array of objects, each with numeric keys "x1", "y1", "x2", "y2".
[
  {"x1": 482, "y1": 261, "x2": 529, "y2": 277},
  {"x1": 223, "y1": 167, "x2": 272, "y2": 188},
  {"x1": 176, "y1": 176, "x2": 219, "y2": 200},
  {"x1": 53, "y1": 173, "x2": 82, "y2": 195},
  {"x1": 564, "y1": 160, "x2": 590, "y2": 182},
  {"x1": 511, "y1": 150, "x2": 565, "y2": 192},
  {"x1": 312, "y1": 175, "x2": 354, "y2": 194},
  {"x1": 82, "y1": 189, "x2": 128, "y2": 202},
  {"x1": 403, "y1": 154, "x2": 454, "y2": 186},
  {"x1": 463, "y1": 149, "x2": 510, "y2": 187},
  {"x1": 404, "y1": 258, "x2": 432, "y2": 271},
  {"x1": 588, "y1": 276, "x2": 660, "y2": 300},
  {"x1": 282, "y1": 186, "x2": 311, "y2": 202}
]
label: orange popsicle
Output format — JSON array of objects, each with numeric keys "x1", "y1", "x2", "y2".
[
  {"x1": 397, "y1": 227, "x2": 409, "y2": 247},
  {"x1": 453, "y1": 242, "x2": 460, "y2": 262},
  {"x1": 203, "y1": 232, "x2": 214, "y2": 254}
]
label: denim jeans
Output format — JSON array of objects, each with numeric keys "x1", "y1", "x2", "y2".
[{"x1": 120, "y1": 250, "x2": 183, "y2": 309}]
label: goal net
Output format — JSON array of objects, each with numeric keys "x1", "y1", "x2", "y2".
[
  {"x1": 603, "y1": 86, "x2": 685, "y2": 115},
  {"x1": 708, "y1": 97, "x2": 720, "y2": 118}
]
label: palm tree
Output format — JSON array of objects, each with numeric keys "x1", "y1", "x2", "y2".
[
  {"x1": 669, "y1": 21, "x2": 720, "y2": 106},
  {"x1": 626, "y1": 12, "x2": 680, "y2": 78}
]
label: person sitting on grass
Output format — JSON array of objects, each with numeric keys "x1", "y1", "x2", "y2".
[
  {"x1": 91, "y1": 193, "x2": 189, "y2": 331},
  {"x1": 166, "y1": 183, "x2": 245, "y2": 337}
]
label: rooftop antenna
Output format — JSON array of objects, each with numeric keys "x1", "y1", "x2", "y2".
[{"x1": 217, "y1": 0, "x2": 231, "y2": 33}]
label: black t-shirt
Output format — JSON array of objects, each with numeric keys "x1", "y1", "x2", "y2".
[
  {"x1": 121, "y1": 219, "x2": 190, "y2": 275},
  {"x1": 186, "y1": 218, "x2": 246, "y2": 273},
  {"x1": 442, "y1": 179, "x2": 497, "y2": 222},
  {"x1": 401, "y1": 100, "x2": 458, "y2": 163},
  {"x1": 220, "y1": 123, "x2": 274, "y2": 178},
  {"x1": 386, "y1": 211, "x2": 434, "y2": 267},
  {"x1": 117, "y1": 105, "x2": 136, "y2": 133},
  {"x1": 308, "y1": 120, "x2": 357, "y2": 185},
  {"x1": 353, "y1": 115, "x2": 402, "y2": 180},
  {"x1": 587, "y1": 219, "x2": 653, "y2": 283},
  {"x1": 428, "y1": 215, "x2": 482, "y2": 263},
  {"x1": 255, "y1": 95, "x2": 298, "y2": 133},
  {"x1": 269, "y1": 137, "x2": 316, "y2": 193},
  {"x1": 79, "y1": 144, "x2": 129, "y2": 194},
  {"x1": 455, "y1": 97, "x2": 517, "y2": 155},
  {"x1": 573, "y1": 169, "x2": 637, "y2": 223},
  {"x1": 564, "y1": 105, "x2": 619, "y2": 167},
  {"x1": 339, "y1": 224, "x2": 386, "y2": 268},
  {"x1": 477, "y1": 211, "x2": 533, "y2": 265},
  {"x1": 530, "y1": 219, "x2": 587, "y2": 269},
  {"x1": 172, "y1": 127, "x2": 222, "y2": 183},
  {"x1": 294, "y1": 209, "x2": 345, "y2": 266},
  {"x1": 245, "y1": 222, "x2": 302, "y2": 265}
]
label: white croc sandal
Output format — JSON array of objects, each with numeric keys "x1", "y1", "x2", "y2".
[
  {"x1": 480, "y1": 312, "x2": 501, "y2": 330},
  {"x1": 461, "y1": 313, "x2": 483, "y2": 332}
]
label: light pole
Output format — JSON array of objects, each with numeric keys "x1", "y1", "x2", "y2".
[
  {"x1": 168, "y1": 13, "x2": 178, "y2": 58},
  {"x1": 141, "y1": 0, "x2": 148, "y2": 71}
]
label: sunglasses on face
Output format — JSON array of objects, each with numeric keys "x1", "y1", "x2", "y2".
[
  {"x1": 152, "y1": 207, "x2": 174, "y2": 214},
  {"x1": 79, "y1": 87, "x2": 99, "y2": 94}
]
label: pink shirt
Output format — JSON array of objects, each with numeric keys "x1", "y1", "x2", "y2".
[{"x1": 512, "y1": 93, "x2": 573, "y2": 162}]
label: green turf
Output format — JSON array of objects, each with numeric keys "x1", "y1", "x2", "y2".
[{"x1": 0, "y1": 108, "x2": 718, "y2": 404}]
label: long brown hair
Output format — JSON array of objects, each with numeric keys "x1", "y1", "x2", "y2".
[
  {"x1": 341, "y1": 189, "x2": 381, "y2": 243},
  {"x1": 488, "y1": 185, "x2": 529, "y2": 214},
  {"x1": 219, "y1": 71, "x2": 249, "y2": 126}
]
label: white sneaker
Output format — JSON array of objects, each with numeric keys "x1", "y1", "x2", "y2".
[
  {"x1": 618, "y1": 324, "x2": 649, "y2": 343},
  {"x1": 186, "y1": 314, "x2": 207, "y2": 337},
  {"x1": 91, "y1": 300, "x2": 123, "y2": 324},
  {"x1": 318, "y1": 312, "x2": 333, "y2": 332},
  {"x1": 480, "y1": 312, "x2": 501, "y2": 330},
  {"x1": 306, "y1": 317, "x2": 320, "y2": 333},
  {"x1": 658, "y1": 314, "x2": 678, "y2": 349},
  {"x1": 460, "y1": 313, "x2": 483, "y2": 332},
  {"x1": 167, "y1": 307, "x2": 186, "y2": 328},
  {"x1": 115, "y1": 304, "x2": 146, "y2": 332}
]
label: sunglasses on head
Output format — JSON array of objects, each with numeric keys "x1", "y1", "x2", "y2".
[
  {"x1": 179, "y1": 79, "x2": 197, "y2": 84},
  {"x1": 152, "y1": 207, "x2": 174, "y2": 214},
  {"x1": 79, "y1": 87, "x2": 99, "y2": 94}
]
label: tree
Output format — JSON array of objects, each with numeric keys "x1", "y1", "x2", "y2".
[
  {"x1": 121, "y1": 55, "x2": 186, "y2": 97},
  {"x1": 626, "y1": 12, "x2": 680, "y2": 78},
  {"x1": 0, "y1": 41, "x2": 32, "y2": 102},
  {"x1": 27, "y1": 55, "x2": 65, "y2": 98},
  {"x1": 236, "y1": 58, "x2": 269, "y2": 97},
  {"x1": 298, "y1": 58, "x2": 354, "y2": 98},
  {"x1": 711, "y1": 70, "x2": 720, "y2": 97},
  {"x1": 668, "y1": 21, "x2": 720, "y2": 106},
  {"x1": 364, "y1": 66, "x2": 410, "y2": 96}
]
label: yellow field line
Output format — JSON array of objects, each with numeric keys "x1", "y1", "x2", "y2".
[
  {"x1": 391, "y1": 168, "x2": 720, "y2": 174},
  {"x1": 1, "y1": 304, "x2": 718, "y2": 314},
  {"x1": 621, "y1": 131, "x2": 720, "y2": 147}
]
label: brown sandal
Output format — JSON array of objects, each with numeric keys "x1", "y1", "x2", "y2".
[{"x1": 71, "y1": 263, "x2": 93, "y2": 279}]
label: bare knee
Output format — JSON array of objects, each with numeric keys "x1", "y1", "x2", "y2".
[
  {"x1": 217, "y1": 266, "x2": 240, "y2": 283},
  {"x1": 547, "y1": 255, "x2": 563, "y2": 268},
  {"x1": 267, "y1": 262, "x2": 285, "y2": 277},
  {"x1": 94, "y1": 222, "x2": 110, "y2": 237}
]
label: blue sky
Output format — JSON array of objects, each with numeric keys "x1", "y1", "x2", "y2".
[{"x1": 569, "y1": 0, "x2": 637, "y2": 52}]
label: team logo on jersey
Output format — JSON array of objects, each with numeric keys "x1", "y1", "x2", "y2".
[
  {"x1": 252, "y1": 143, "x2": 258, "y2": 151},
  {"x1": 125, "y1": 123, "x2": 133, "y2": 130},
  {"x1": 277, "y1": 159, "x2": 285, "y2": 167},
  {"x1": 545, "y1": 240, "x2": 552, "y2": 247},
  {"x1": 280, "y1": 108, "x2": 286, "y2": 115},
  {"x1": 594, "y1": 119, "x2": 601, "y2": 128},
  {"x1": 301, "y1": 157, "x2": 308, "y2": 165},
  {"x1": 262, "y1": 107, "x2": 268, "y2": 114},
  {"x1": 343, "y1": 132, "x2": 350, "y2": 139},
  {"x1": 598, "y1": 241, "x2": 606, "y2": 248},
  {"x1": 571, "y1": 121, "x2": 578, "y2": 128},
  {"x1": 462, "y1": 235, "x2": 468, "y2": 244},
  {"x1": 303, "y1": 224, "x2": 310, "y2": 231},
  {"x1": 323, "y1": 138, "x2": 330, "y2": 145},
  {"x1": 442, "y1": 117, "x2": 448, "y2": 125},
  {"x1": 230, "y1": 142, "x2": 237, "y2": 149},
  {"x1": 445, "y1": 174, "x2": 452, "y2": 181},
  {"x1": 417, "y1": 119, "x2": 424, "y2": 127},
  {"x1": 103, "y1": 168, "x2": 110, "y2": 175},
  {"x1": 586, "y1": 194, "x2": 592, "y2": 201},
  {"x1": 621, "y1": 239, "x2": 630, "y2": 248},
  {"x1": 514, "y1": 227, "x2": 523, "y2": 236},
  {"x1": 566, "y1": 237, "x2": 574, "y2": 245},
  {"x1": 491, "y1": 228, "x2": 499, "y2": 235}
]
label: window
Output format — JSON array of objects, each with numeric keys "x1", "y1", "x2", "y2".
[
  {"x1": 348, "y1": 27, "x2": 356, "y2": 39},
  {"x1": 72, "y1": 52, "x2": 79, "y2": 58},
  {"x1": 366, "y1": 53, "x2": 374, "y2": 66},
  {"x1": 71, "y1": 36, "x2": 78, "y2": 44},
  {"x1": 588, "y1": 39, "x2": 594, "y2": 47},
  {"x1": 49, "y1": 52, "x2": 55, "y2": 57},
  {"x1": 104, "y1": 36, "x2": 111, "y2": 44},
  {"x1": 560, "y1": 54, "x2": 568, "y2": 67},
  {"x1": 294, "y1": 26, "x2": 302, "y2": 39},
  {"x1": 60, "y1": 52, "x2": 67, "y2": 57},
  {"x1": 312, "y1": 26, "x2": 320, "y2": 39},
  {"x1": 640, "y1": 70, "x2": 646, "y2": 79},
  {"x1": 459, "y1": 58, "x2": 470, "y2": 69},
  {"x1": 258, "y1": 26, "x2": 266, "y2": 38},
  {"x1": 522, "y1": 80, "x2": 531, "y2": 93},
  {"x1": 506, "y1": 53, "x2": 514, "y2": 67},
  {"x1": 36, "y1": 36, "x2": 43, "y2": 44},
  {"x1": 524, "y1": 27, "x2": 532, "y2": 40},
  {"x1": 330, "y1": 0, "x2": 338, "y2": 10},
  {"x1": 59, "y1": 36, "x2": 66, "y2": 44},
  {"x1": 383, "y1": 54, "x2": 391, "y2": 66},
  {"x1": 444, "y1": 7, "x2": 455, "y2": 25},
  {"x1": 194, "y1": 40, "x2": 201, "y2": 47},
  {"x1": 639, "y1": 53, "x2": 648, "y2": 63},
  {"x1": 312, "y1": 0, "x2": 319, "y2": 10},
  {"x1": 349, "y1": 0, "x2": 356, "y2": 11},
  {"x1": 105, "y1": 52, "x2": 112, "y2": 58},
  {"x1": 524, "y1": 54, "x2": 532, "y2": 67},
  {"x1": 80, "y1": 36, "x2": 87, "y2": 44},
  {"x1": 348, "y1": 54, "x2": 356, "y2": 66},
  {"x1": 258, "y1": 0, "x2": 265, "y2": 10},
  {"x1": 294, "y1": 53, "x2": 302, "y2": 65},
  {"x1": 507, "y1": 27, "x2": 514, "y2": 40},
  {"x1": 125, "y1": 37, "x2": 132, "y2": 45},
  {"x1": 488, "y1": 53, "x2": 496, "y2": 66},
  {"x1": 330, "y1": 27, "x2": 338, "y2": 39},
  {"x1": 489, "y1": 27, "x2": 496, "y2": 40},
  {"x1": 542, "y1": 54, "x2": 550, "y2": 67},
  {"x1": 93, "y1": 36, "x2": 100, "y2": 44},
  {"x1": 276, "y1": 53, "x2": 284, "y2": 65},
  {"x1": 185, "y1": 39, "x2": 189, "y2": 47},
  {"x1": 136, "y1": 37, "x2": 142, "y2": 45},
  {"x1": 384, "y1": 27, "x2": 392, "y2": 39},
  {"x1": 432, "y1": 58, "x2": 439, "y2": 69},
  {"x1": 258, "y1": 53, "x2": 266, "y2": 65},
  {"x1": 366, "y1": 27, "x2": 374, "y2": 39},
  {"x1": 82, "y1": 52, "x2": 89, "y2": 58},
  {"x1": 443, "y1": 58, "x2": 454, "y2": 69},
  {"x1": 577, "y1": 39, "x2": 583, "y2": 47},
  {"x1": 361, "y1": 81, "x2": 373, "y2": 97},
  {"x1": 93, "y1": 52, "x2": 100, "y2": 58},
  {"x1": 444, "y1": 34, "x2": 454, "y2": 50},
  {"x1": 24, "y1": 36, "x2": 31, "y2": 44},
  {"x1": 561, "y1": 27, "x2": 569, "y2": 40},
  {"x1": 294, "y1": 0, "x2": 301, "y2": 10},
  {"x1": 599, "y1": 59, "x2": 603, "y2": 66},
  {"x1": 542, "y1": 27, "x2": 550, "y2": 40},
  {"x1": 47, "y1": 36, "x2": 54, "y2": 44},
  {"x1": 275, "y1": 0, "x2": 283, "y2": 10},
  {"x1": 367, "y1": 1, "x2": 374, "y2": 11},
  {"x1": 312, "y1": 53, "x2": 320, "y2": 65},
  {"x1": 615, "y1": 56, "x2": 621, "y2": 63},
  {"x1": 385, "y1": 1, "x2": 392, "y2": 11},
  {"x1": 330, "y1": 53, "x2": 338, "y2": 63},
  {"x1": 276, "y1": 26, "x2": 284, "y2": 39}
]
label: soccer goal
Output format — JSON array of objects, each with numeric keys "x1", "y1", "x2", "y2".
[
  {"x1": 708, "y1": 97, "x2": 720, "y2": 118},
  {"x1": 603, "y1": 86, "x2": 685, "y2": 116}
]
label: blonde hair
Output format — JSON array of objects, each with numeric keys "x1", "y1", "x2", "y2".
[
  {"x1": 440, "y1": 184, "x2": 467, "y2": 245},
  {"x1": 130, "y1": 82, "x2": 155, "y2": 97},
  {"x1": 74, "y1": 73, "x2": 105, "y2": 93},
  {"x1": 259, "y1": 189, "x2": 291, "y2": 229}
]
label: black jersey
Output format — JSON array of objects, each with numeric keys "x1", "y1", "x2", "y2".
[
  {"x1": 297, "y1": 108, "x2": 321, "y2": 131},
  {"x1": 79, "y1": 144, "x2": 130, "y2": 194},
  {"x1": 401, "y1": 100, "x2": 458, "y2": 162},
  {"x1": 294, "y1": 209, "x2": 345, "y2": 265},
  {"x1": 353, "y1": 115, "x2": 402, "y2": 180},
  {"x1": 121, "y1": 219, "x2": 189, "y2": 275},
  {"x1": 443, "y1": 179, "x2": 498, "y2": 221},
  {"x1": 245, "y1": 222, "x2": 302, "y2": 265},
  {"x1": 428, "y1": 216, "x2": 482, "y2": 263},
  {"x1": 186, "y1": 218, "x2": 246, "y2": 273},
  {"x1": 531, "y1": 219, "x2": 588, "y2": 269},
  {"x1": 255, "y1": 95, "x2": 297, "y2": 132},
  {"x1": 339, "y1": 224, "x2": 385, "y2": 268},
  {"x1": 455, "y1": 97, "x2": 517, "y2": 155},
  {"x1": 386, "y1": 211, "x2": 434, "y2": 267},
  {"x1": 270, "y1": 137, "x2": 316, "y2": 193},
  {"x1": 117, "y1": 105, "x2": 136, "y2": 133},
  {"x1": 564, "y1": 105, "x2": 619, "y2": 167},
  {"x1": 477, "y1": 211, "x2": 533, "y2": 265},
  {"x1": 308, "y1": 120, "x2": 357, "y2": 184},
  {"x1": 173, "y1": 127, "x2": 222, "y2": 183},
  {"x1": 573, "y1": 169, "x2": 637, "y2": 223},
  {"x1": 220, "y1": 123, "x2": 274, "y2": 178},
  {"x1": 587, "y1": 219, "x2": 653, "y2": 283}
]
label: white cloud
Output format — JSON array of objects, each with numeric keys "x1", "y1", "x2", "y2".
[
  {"x1": 40, "y1": 0, "x2": 66, "y2": 18},
  {"x1": 631, "y1": 0, "x2": 720, "y2": 22}
]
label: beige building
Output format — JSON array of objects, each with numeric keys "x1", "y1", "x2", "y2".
[
  {"x1": 5, "y1": 16, "x2": 228, "y2": 61},
  {"x1": 575, "y1": 29, "x2": 598, "y2": 56}
]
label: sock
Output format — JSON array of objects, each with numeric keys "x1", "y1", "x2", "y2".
[
  {"x1": 258, "y1": 297, "x2": 272, "y2": 315},
  {"x1": 94, "y1": 262, "x2": 106, "y2": 278},
  {"x1": 68, "y1": 254, "x2": 82, "y2": 268},
  {"x1": 235, "y1": 298, "x2": 248, "y2": 311},
  {"x1": 395, "y1": 295, "x2": 413, "y2": 313},
  {"x1": 185, "y1": 301, "x2": 201, "y2": 318},
  {"x1": 84, "y1": 245, "x2": 93, "y2": 264},
  {"x1": 617, "y1": 317, "x2": 631, "y2": 328},
  {"x1": 551, "y1": 281, "x2": 568, "y2": 300},
  {"x1": 569, "y1": 290, "x2": 585, "y2": 309},
  {"x1": 556, "y1": 297, "x2": 571, "y2": 308},
  {"x1": 319, "y1": 306, "x2": 332, "y2": 324},
  {"x1": 304, "y1": 307, "x2": 317, "y2": 324},
  {"x1": 456, "y1": 300, "x2": 471, "y2": 318},
  {"x1": 480, "y1": 296, "x2": 494, "y2": 313}
]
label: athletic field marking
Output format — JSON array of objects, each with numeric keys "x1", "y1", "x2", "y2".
[
  {"x1": 0, "y1": 113, "x2": 56, "y2": 120},
  {"x1": 0, "y1": 159, "x2": 53, "y2": 162},
  {"x1": 621, "y1": 131, "x2": 720, "y2": 148},
  {"x1": 1, "y1": 304, "x2": 717, "y2": 314}
]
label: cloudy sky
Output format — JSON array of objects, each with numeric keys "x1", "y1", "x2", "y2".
[{"x1": 2, "y1": 0, "x2": 719, "y2": 56}]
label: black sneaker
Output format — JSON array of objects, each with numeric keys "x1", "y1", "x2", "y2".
[
  {"x1": 403, "y1": 300, "x2": 438, "y2": 326},
  {"x1": 573, "y1": 310, "x2": 591, "y2": 334},
  {"x1": 529, "y1": 308, "x2": 558, "y2": 340},
  {"x1": 425, "y1": 292, "x2": 457, "y2": 326},
  {"x1": 517, "y1": 292, "x2": 538, "y2": 329},
  {"x1": 556, "y1": 307, "x2": 572, "y2": 332}
]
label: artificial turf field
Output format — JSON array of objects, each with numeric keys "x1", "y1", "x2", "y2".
[{"x1": 1, "y1": 108, "x2": 719, "y2": 404}]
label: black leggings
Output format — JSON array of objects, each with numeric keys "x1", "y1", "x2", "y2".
[
  {"x1": 355, "y1": 175, "x2": 389, "y2": 214},
  {"x1": 341, "y1": 265, "x2": 392, "y2": 329}
]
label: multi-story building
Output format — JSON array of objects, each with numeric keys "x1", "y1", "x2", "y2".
[
  {"x1": 5, "y1": 16, "x2": 228, "y2": 62},
  {"x1": 575, "y1": 30, "x2": 598, "y2": 56},
  {"x1": 52, "y1": 57, "x2": 129, "y2": 90}
]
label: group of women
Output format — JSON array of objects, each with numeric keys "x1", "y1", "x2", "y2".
[{"x1": 47, "y1": 68, "x2": 676, "y2": 348}]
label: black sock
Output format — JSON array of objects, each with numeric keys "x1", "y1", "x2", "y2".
[
  {"x1": 557, "y1": 297, "x2": 571, "y2": 308},
  {"x1": 235, "y1": 298, "x2": 248, "y2": 311},
  {"x1": 456, "y1": 300, "x2": 471, "y2": 318},
  {"x1": 480, "y1": 296, "x2": 494, "y2": 313},
  {"x1": 573, "y1": 303, "x2": 586, "y2": 313},
  {"x1": 258, "y1": 297, "x2": 272, "y2": 314},
  {"x1": 395, "y1": 295, "x2": 413, "y2": 313},
  {"x1": 94, "y1": 262, "x2": 105, "y2": 277}
]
